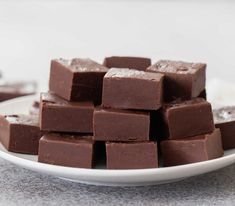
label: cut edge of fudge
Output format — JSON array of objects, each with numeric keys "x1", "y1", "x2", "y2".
[
  {"x1": 161, "y1": 128, "x2": 224, "y2": 167},
  {"x1": 93, "y1": 107, "x2": 150, "y2": 142},
  {"x1": 38, "y1": 133, "x2": 95, "y2": 168},
  {"x1": 106, "y1": 141, "x2": 158, "y2": 169},
  {"x1": 39, "y1": 92, "x2": 94, "y2": 133},
  {"x1": 0, "y1": 114, "x2": 41, "y2": 154},
  {"x1": 162, "y1": 98, "x2": 214, "y2": 139}
]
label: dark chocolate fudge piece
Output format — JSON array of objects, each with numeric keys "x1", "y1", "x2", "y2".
[
  {"x1": 147, "y1": 60, "x2": 206, "y2": 101},
  {"x1": 102, "y1": 68, "x2": 164, "y2": 110},
  {"x1": 0, "y1": 114, "x2": 42, "y2": 154},
  {"x1": 49, "y1": 58, "x2": 108, "y2": 104},
  {"x1": 106, "y1": 141, "x2": 158, "y2": 169},
  {"x1": 0, "y1": 81, "x2": 37, "y2": 102},
  {"x1": 93, "y1": 108, "x2": 150, "y2": 141},
  {"x1": 213, "y1": 106, "x2": 235, "y2": 150},
  {"x1": 38, "y1": 133, "x2": 95, "y2": 168},
  {"x1": 162, "y1": 98, "x2": 214, "y2": 139},
  {"x1": 39, "y1": 92, "x2": 94, "y2": 133},
  {"x1": 161, "y1": 129, "x2": 224, "y2": 166},
  {"x1": 29, "y1": 101, "x2": 40, "y2": 115},
  {"x1": 103, "y1": 56, "x2": 151, "y2": 71}
]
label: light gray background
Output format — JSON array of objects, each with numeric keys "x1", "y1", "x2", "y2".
[
  {"x1": 0, "y1": 0, "x2": 235, "y2": 90},
  {"x1": 0, "y1": 0, "x2": 235, "y2": 205}
]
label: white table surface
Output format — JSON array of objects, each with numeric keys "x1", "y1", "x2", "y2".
[{"x1": 0, "y1": 1, "x2": 235, "y2": 205}]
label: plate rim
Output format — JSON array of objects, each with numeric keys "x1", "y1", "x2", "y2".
[
  {"x1": 1, "y1": 146, "x2": 235, "y2": 176},
  {"x1": 0, "y1": 95, "x2": 235, "y2": 185}
]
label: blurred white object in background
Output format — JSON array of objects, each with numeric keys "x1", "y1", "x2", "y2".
[{"x1": 208, "y1": 79, "x2": 235, "y2": 108}]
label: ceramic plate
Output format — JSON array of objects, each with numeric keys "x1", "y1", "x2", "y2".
[{"x1": 0, "y1": 95, "x2": 234, "y2": 186}]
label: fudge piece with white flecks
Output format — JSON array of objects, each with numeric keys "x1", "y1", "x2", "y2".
[
  {"x1": 49, "y1": 58, "x2": 109, "y2": 104},
  {"x1": 102, "y1": 68, "x2": 164, "y2": 110},
  {"x1": 147, "y1": 60, "x2": 206, "y2": 102}
]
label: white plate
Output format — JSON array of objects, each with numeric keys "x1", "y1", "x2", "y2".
[{"x1": 0, "y1": 95, "x2": 235, "y2": 186}]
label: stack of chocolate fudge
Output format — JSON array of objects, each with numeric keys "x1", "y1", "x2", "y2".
[
  {"x1": 147, "y1": 60, "x2": 223, "y2": 166},
  {"x1": 0, "y1": 56, "x2": 225, "y2": 169}
]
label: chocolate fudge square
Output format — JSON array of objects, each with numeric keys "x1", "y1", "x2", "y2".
[
  {"x1": 102, "y1": 68, "x2": 164, "y2": 110},
  {"x1": 49, "y1": 58, "x2": 109, "y2": 104},
  {"x1": 38, "y1": 133, "x2": 95, "y2": 168},
  {"x1": 147, "y1": 60, "x2": 206, "y2": 101},
  {"x1": 93, "y1": 108, "x2": 150, "y2": 141},
  {"x1": 213, "y1": 106, "x2": 235, "y2": 150},
  {"x1": 39, "y1": 92, "x2": 94, "y2": 133},
  {"x1": 0, "y1": 114, "x2": 42, "y2": 154},
  {"x1": 106, "y1": 141, "x2": 158, "y2": 169},
  {"x1": 103, "y1": 56, "x2": 151, "y2": 71},
  {"x1": 162, "y1": 98, "x2": 214, "y2": 139},
  {"x1": 161, "y1": 129, "x2": 224, "y2": 167},
  {"x1": 0, "y1": 81, "x2": 37, "y2": 102}
]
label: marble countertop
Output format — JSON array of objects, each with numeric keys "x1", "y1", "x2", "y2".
[{"x1": 0, "y1": 158, "x2": 234, "y2": 206}]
